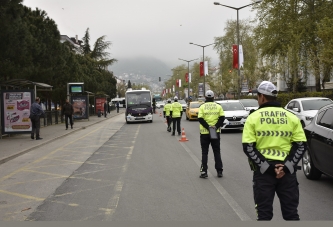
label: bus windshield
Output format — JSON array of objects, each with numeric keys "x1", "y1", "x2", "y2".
[{"x1": 126, "y1": 92, "x2": 151, "y2": 106}]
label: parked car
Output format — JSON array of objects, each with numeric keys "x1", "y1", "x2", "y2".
[
  {"x1": 239, "y1": 99, "x2": 259, "y2": 112},
  {"x1": 302, "y1": 103, "x2": 333, "y2": 180},
  {"x1": 284, "y1": 97, "x2": 333, "y2": 127},
  {"x1": 156, "y1": 101, "x2": 165, "y2": 109},
  {"x1": 215, "y1": 100, "x2": 248, "y2": 132},
  {"x1": 178, "y1": 99, "x2": 187, "y2": 112},
  {"x1": 185, "y1": 101, "x2": 204, "y2": 120}
]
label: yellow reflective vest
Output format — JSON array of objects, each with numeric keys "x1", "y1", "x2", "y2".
[
  {"x1": 171, "y1": 102, "x2": 182, "y2": 118},
  {"x1": 242, "y1": 106, "x2": 306, "y2": 161},
  {"x1": 198, "y1": 102, "x2": 224, "y2": 134},
  {"x1": 163, "y1": 103, "x2": 172, "y2": 116}
]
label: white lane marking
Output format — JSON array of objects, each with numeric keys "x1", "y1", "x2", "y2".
[{"x1": 179, "y1": 141, "x2": 252, "y2": 221}]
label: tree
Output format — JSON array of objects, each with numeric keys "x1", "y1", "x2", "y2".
[{"x1": 214, "y1": 19, "x2": 258, "y2": 98}]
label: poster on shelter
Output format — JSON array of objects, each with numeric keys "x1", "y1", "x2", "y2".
[
  {"x1": 71, "y1": 96, "x2": 88, "y2": 119},
  {"x1": 95, "y1": 98, "x2": 106, "y2": 113},
  {"x1": 1, "y1": 90, "x2": 33, "y2": 134}
]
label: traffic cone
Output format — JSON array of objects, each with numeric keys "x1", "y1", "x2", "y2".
[{"x1": 179, "y1": 128, "x2": 189, "y2": 142}]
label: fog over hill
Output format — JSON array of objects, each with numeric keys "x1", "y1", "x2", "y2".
[{"x1": 109, "y1": 57, "x2": 172, "y2": 81}]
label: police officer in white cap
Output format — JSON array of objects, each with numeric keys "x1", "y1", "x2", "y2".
[
  {"x1": 242, "y1": 81, "x2": 307, "y2": 220},
  {"x1": 163, "y1": 98, "x2": 172, "y2": 132},
  {"x1": 170, "y1": 96, "x2": 182, "y2": 136},
  {"x1": 198, "y1": 90, "x2": 225, "y2": 178}
]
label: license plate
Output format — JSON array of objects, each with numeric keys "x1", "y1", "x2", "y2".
[
  {"x1": 135, "y1": 117, "x2": 144, "y2": 120},
  {"x1": 229, "y1": 122, "x2": 241, "y2": 125}
]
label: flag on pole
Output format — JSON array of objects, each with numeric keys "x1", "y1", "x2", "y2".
[
  {"x1": 172, "y1": 85, "x2": 175, "y2": 92},
  {"x1": 176, "y1": 79, "x2": 179, "y2": 87},
  {"x1": 200, "y1": 62, "x2": 204, "y2": 77},
  {"x1": 204, "y1": 61, "x2": 208, "y2": 75},
  {"x1": 185, "y1": 73, "x2": 188, "y2": 82},
  {"x1": 179, "y1": 79, "x2": 181, "y2": 88},
  {"x1": 233, "y1": 44, "x2": 238, "y2": 69},
  {"x1": 189, "y1": 73, "x2": 191, "y2": 83},
  {"x1": 239, "y1": 45, "x2": 244, "y2": 69}
]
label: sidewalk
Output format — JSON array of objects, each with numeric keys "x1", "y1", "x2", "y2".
[{"x1": 0, "y1": 109, "x2": 125, "y2": 165}]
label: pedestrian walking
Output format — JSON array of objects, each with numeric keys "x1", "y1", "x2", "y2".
[
  {"x1": 29, "y1": 97, "x2": 45, "y2": 140},
  {"x1": 61, "y1": 98, "x2": 74, "y2": 130},
  {"x1": 242, "y1": 81, "x2": 307, "y2": 220},
  {"x1": 104, "y1": 101, "x2": 109, "y2": 117},
  {"x1": 152, "y1": 98, "x2": 156, "y2": 114},
  {"x1": 198, "y1": 90, "x2": 225, "y2": 178},
  {"x1": 163, "y1": 99, "x2": 172, "y2": 132},
  {"x1": 170, "y1": 96, "x2": 182, "y2": 136},
  {"x1": 116, "y1": 101, "x2": 120, "y2": 113}
]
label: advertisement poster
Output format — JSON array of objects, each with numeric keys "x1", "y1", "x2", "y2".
[
  {"x1": 241, "y1": 79, "x2": 249, "y2": 93},
  {"x1": 1, "y1": 90, "x2": 33, "y2": 134},
  {"x1": 71, "y1": 96, "x2": 88, "y2": 119},
  {"x1": 95, "y1": 97, "x2": 106, "y2": 114},
  {"x1": 198, "y1": 83, "x2": 204, "y2": 97}
]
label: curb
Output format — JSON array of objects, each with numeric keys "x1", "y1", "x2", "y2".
[{"x1": 0, "y1": 113, "x2": 123, "y2": 165}]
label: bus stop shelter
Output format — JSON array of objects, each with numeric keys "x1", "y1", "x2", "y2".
[{"x1": 0, "y1": 79, "x2": 53, "y2": 139}]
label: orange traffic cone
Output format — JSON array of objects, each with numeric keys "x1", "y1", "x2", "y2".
[{"x1": 179, "y1": 128, "x2": 189, "y2": 142}]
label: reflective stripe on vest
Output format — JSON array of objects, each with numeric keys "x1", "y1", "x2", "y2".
[
  {"x1": 259, "y1": 149, "x2": 288, "y2": 161},
  {"x1": 257, "y1": 131, "x2": 292, "y2": 137}
]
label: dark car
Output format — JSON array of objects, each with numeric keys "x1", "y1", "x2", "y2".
[{"x1": 302, "y1": 103, "x2": 333, "y2": 180}]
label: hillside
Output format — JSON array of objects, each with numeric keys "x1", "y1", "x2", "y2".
[{"x1": 109, "y1": 57, "x2": 171, "y2": 80}]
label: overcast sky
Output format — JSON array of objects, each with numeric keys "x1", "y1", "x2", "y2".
[{"x1": 23, "y1": 0, "x2": 259, "y2": 69}]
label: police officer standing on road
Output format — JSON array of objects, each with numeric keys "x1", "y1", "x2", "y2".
[
  {"x1": 242, "y1": 81, "x2": 307, "y2": 221},
  {"x1": 163, "y1": 99, "x2": 172, "y2": 132},
  {"x1": 198, "y1": 90, "x2": 225, "y2": 178},
  {"x1": 170, "y1": 96, "x2": 182, "y2": 136},
  {"x1": 30, "y1": 97, "x2": 45, "y2": 140}
]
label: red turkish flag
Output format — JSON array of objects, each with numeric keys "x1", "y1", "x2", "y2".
[
  {"x1": 233, "y1": 44, "x2": 238, "y2": 69},
  {"x1": 176, "y1": 79, "x2": 179, "y2": 87},
  {"x1": 200, "y1": 62, "x2": 204, "y2": 77},
  {"x1": 185, "y1": 73, "x2": 188, "y2": 82}
]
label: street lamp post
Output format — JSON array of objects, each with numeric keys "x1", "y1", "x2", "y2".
[
  {"x1": 178, "y1": 58, "x2": 199, "y2": 100},
  {"x1": 214, "y1": 1, "x2": 262, "y2": 99},
  {"x1": 189, "y1": 42, "x2": 216, "y2": 95}
]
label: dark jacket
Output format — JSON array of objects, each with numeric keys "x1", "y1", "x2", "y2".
[
  {"x1": 30, "y1": 102, "x2": 44, "y2": 118},
  {"x1": 62, "y1": 102, "x2": 74, "y2": 116}
]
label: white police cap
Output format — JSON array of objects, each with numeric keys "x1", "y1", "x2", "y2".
[
  {"x1": 205, "y1": 90, "x2": 214, "y2": 98},
  {"x1": 255, "y1": 81, "x2": 278, "y2": 97}
]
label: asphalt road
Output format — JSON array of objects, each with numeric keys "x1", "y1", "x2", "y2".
[{"x1": 0, "y1": 112, "x2": 332, "y2": 221}]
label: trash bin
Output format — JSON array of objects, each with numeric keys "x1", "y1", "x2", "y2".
[{"x1": 97, "y1": 109, "x2": 101, "y2": 117}]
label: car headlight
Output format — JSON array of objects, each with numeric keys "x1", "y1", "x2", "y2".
[{"x1": 305, "y1": 116, "x2": 313, "y2": 121}]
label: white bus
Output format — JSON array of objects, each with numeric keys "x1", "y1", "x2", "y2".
[
  {"x1": 125, "y1": 88, "x2": 153, "y2": 123},
  {"x1": 110, "y1": 97, "x2": 125, "y2": 108}
]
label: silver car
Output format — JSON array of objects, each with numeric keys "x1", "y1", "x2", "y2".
[
  {"x1": 284, "y1": 97, "x2": 333, "y2": 127},
  {"x1": 215, "y1": 100, "x2": 248, "y2": 132}
]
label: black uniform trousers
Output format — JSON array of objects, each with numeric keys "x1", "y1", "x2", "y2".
[
  {"x1": 166, "y1": 116, "x2": 172, "y2": 130},
  {"x1": 253, "y1": 170, "x2": 300, "y2": 220},
  {"x1": 200, "y1": 134, "x2": 223, "y2": 172},
  {"x1": 31, "y1": 116, "x2": 41, "y2": 138},
  {"x1": 64, "y1": 114, "x2": 73, "y2": 129},
  {"x1": 172, "y1": 117, "x2": 181, "y2": 133}
]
